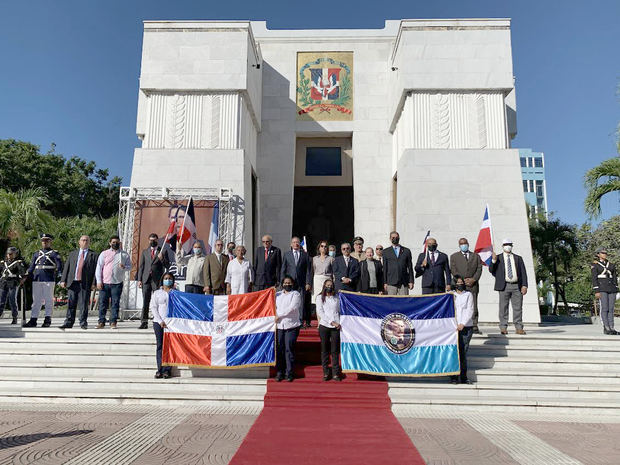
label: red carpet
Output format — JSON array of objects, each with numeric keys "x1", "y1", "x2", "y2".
[{"x1": 229, "y1": 324, "x2": 426, "y2": 465}]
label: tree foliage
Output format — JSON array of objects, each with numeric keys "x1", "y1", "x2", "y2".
[
  {"x1": 0, "y1": 139, "x2": 121, "y2": 218},
  {"x1": 584, "y1": 157, "x2": 620, "y2": 219}
]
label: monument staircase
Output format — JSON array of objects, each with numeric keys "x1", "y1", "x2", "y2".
[{"x1": 0, "y1": 320, "x2": 619, "y2": 415}]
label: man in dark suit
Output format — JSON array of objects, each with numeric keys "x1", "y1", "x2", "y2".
[
  {"x1": 450, "y1": 237, "x2": 483, "y2": 333},
  {"x1": 137, "y1": 233, "x2": 170, "y2": 329},
  {"x1": 204, "y1": 239, "x2": 229, "y2": 295},
  {"x1": 59, "y1": 235, "x2": 98, "y2": 329},
  {"x1": 333, "y1": 243, "x2": 360, "y2": 292},
  {"x1": 358, "y1": 247, "x2": 383, "y2": 294},
  {"x1": 415, "y1": 237, "x2": 451, "y2": 294},
  {"x1": 281, "y1": 237, "x2": 312, "y2": 326},
  {"x1": 382, "y1": 231, "x2": 414, "y2": 295},
  {"x1": 253, "y1": 234, "x2": 282, "y2": 290},
  {"x1": 490, "y1": 238, "x2": 528, "y2": 335}
]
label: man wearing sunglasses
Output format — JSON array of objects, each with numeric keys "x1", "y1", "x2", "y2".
[{"x1": 333, "y1": 243, "x2": 360, "y2": 292}]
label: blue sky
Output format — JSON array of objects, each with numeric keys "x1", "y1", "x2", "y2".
[{"x1": 1, "y1": 0, "x2": 618, "y2": 225}]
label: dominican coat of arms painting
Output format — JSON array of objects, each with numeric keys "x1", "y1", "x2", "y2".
[{"x1": 296, "y1": 51, "x2": 354, "y2": 121}]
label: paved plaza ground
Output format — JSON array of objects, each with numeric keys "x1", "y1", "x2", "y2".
[{"x1": 0, "y1": 403, "x2": 617, "y2": 464}]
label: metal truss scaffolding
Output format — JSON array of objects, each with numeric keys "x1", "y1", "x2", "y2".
[{"x1": 117, "y1": 186, "x2": 233, "y2": 311}]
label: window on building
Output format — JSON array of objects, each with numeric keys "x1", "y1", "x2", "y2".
[
  {"x1": 527, "y1": 157, "x2": 533, "y2": 168},
  {"x1": 305, "y1": 147, "x2": 342, "y2": 176},
  {"x1": 535, "y1": 180, "x2": 544, "y2": 197},
  {"x1": 530, "y1": 205, "x2": 537, "y2": 218},
  {"x1": 529, "y1": 180, "x2": 534, "y2": 192},
  {"x1": 520, "y1": 157, "x2": 527, "y2": 168},
  {"x1": 523, "y1": 180, "x2": 528, "y2": 192},
  {"x1": 537, "y1": 196, "x2": 545, "y2": 207},
  {"x1": 534, "y1": 157, "x2": 543, "y2": 168}
]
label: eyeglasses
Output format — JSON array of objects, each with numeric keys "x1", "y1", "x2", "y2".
[
  {"x1": 341, "y1": 247, "x2": 350, "y2": 251},
  {"x1": 376, "y1": 247, "x2": 383, "y2": 250},
  {"x1": 319, "y1": 245, "x2": 327, "y2": 248}
]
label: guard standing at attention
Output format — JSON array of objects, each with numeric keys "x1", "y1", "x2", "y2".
[
  {"x1": 22, "y1": 233, "x2": 63, "y2": 328},
  {"x1": 0, "y1": 247, "x2": 26, "y2": 324}
]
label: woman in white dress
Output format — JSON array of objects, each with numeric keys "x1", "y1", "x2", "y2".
[
  {"x1": 225, "y1": 245, "x2": 254, "y2": 295},
  {"x1": 311, "y1": 240, "x2": 334, "y2": 325}
]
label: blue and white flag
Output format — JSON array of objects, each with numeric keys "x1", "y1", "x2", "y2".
[{"x1": 339, "y1": 292, "x2": 459, "y2": 377}]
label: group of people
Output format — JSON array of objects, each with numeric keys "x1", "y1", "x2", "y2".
[{"x1": 0, "y1": 227, "x2": 617, "y2": 383}]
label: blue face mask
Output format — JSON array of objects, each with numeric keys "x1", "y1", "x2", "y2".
[
  {"x1": 193, "y1": 248, "x2": 202, "y2": 255},
  {"x1": 328, "y1": 251, "x2": 335, "y2": 257},
  {"x1": 460, "y1": 244, "x2": 469, "y2": 252},
  {"x1": 163, "y1": 279, "x2": 173, "y2": 287}
]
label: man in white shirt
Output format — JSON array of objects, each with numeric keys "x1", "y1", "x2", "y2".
[
  {"x1": 489, "y1": 238, "x2": 528, "y2": 335},
  {"x1": 275, "y1": 276, "x2": 302, "y2": 382},
  {"x1": 95, "y1": 235, "x2": 131, "y2": 329}
]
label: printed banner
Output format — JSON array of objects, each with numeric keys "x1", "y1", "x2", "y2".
[
  {"x1": 339, "y1": 292, "x2": 459, "y2": 377},
  {"x1": 162, "y1": 288, "x2": 276, "y2": 369},
  {"x1": 297, "y1": 51, "x2": 354, "y2": 121}
]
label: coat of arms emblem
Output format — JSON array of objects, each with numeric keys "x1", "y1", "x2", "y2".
[{"x1": 297, "y1": 52, "x2": 353, "y2": 121}]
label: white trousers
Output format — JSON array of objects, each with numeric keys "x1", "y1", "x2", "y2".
[{"x1": 31, "y1": 281, "x2": 55, "y2": 318}]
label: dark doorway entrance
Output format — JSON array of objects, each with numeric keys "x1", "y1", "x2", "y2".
[{"x1": 292, "y1": 186, "x2": 354, "y2": 254}]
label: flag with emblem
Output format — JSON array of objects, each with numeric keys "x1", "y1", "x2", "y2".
[
  {"x1": 162, "y1": 288, "x2": 276, "y2": 368},
  {"x1": 339, "y1": 292, "x2": 459, "y2": 377}
]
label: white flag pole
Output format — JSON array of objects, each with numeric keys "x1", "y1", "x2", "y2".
[
  {"x1": 486, "y1": 203, "x2": 494, "y2": 248},
  {"x1": 178, "y1": 196, "x2": 191, "y2": 253}
]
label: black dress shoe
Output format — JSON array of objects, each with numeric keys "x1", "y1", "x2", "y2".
[
  {"x1": 59, "y1": 324, "x2": 73, "y2": 329},
  {"x1": 611, "y1": 329, "x2": 620, "y2": 335},
  {"x1": 323, "y1": 374, "x2": 331, "y2": 381},
  {"x1": 450, "y1": 377, "x2": 458, "y2": 385},
  {"x1": 332, "y1": 375, "x2": 342, "y2": 382},
  {"x1": 275, "y1": 373, "x2": 284, "y2": 382},
  {"x1": 41, "y1": 317, "x2": 51, "y2": 328},
  {"x1": 139, "y1": 322, "x2": 148, "y2": 329},
  {"x1": 162, "y1": 372, "x2": 171, "y2": 379},
  {"x1": 11, "y1": 317, "x2": 17, "y2": 325},
  {"x1": 286, "y1": 375, "x2": 294, "y2": 382},
  {"x1": 473, "y1": 327, "x2": 482, "y2": 335},
  {"x1": 154, "y1": 372, "x2": 163, "y2": 379},
  {"x1": 80, "y1": 324, "x2": 87, "y2": 330},
  {"x1": 23, "y1": 318, "x2": 37, "y2": 328},
  {"x1": 460, "y1": 378, "x2": 473, "y2": 385}
]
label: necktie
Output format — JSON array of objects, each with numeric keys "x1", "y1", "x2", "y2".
[
  {"x1": 294, "y1": 251, "x2": 299, "y2": 264},
  {"x1": 430, "y1": 252, "x2": 435, "y2": 266},
  {"x1": 345, "y1": 257, "x2": 349, "y2": 267},
  {"x1": 76, "y1": 250, "x2": 85, "y2": 280},
  {"x1": 464, "y1": 252, "x2": 468, "y2": 260},
  {"x1": 395, "y1": 247, "x2": 399, "y2": 258},
  {"x1": 265, "y1": 248, "x2": 269, "y2": 261},
  {"x1": 507, "y1": 255, "x2": 513, "y2": 280},
  {"x1": 151, "y1": 248, "x2": 155, "y2": 259}
]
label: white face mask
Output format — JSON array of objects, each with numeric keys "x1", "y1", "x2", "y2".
[
  {"x1": 503, "y1": 245, "x2": 513, "y2": 253},
  {"x1": 193, "y1": 248, "x2": 202, "y2": 255}
]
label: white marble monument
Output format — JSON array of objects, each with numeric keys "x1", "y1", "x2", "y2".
[{"x1": 129, "y1": 19, "x2": 540, "y2": 324}]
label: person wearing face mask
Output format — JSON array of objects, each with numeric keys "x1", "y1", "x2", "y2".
[
  {"x1": 451, "y1": 275, "x2": 474, "y2": 385},
  {"x1": 175, "y1": 241, "x2": 207, "y2": 294},
  {"x1": 95, "y1": 235, "x2": 132, "y2": 329},
  {"x1": 22, "y1": 233, "x2": 63, "y2": 328},
  {"x1": 591, "y1": 247, "x2": 619, "y2": 335},
  {"x1": 382, "y1": 231, "x2": 414, "y2": 295},
  {"x1": 275, "y1": 276, "x2": 302, "y2": 382},
  {"x1": 137, "y1": 233, "x2": 170, "y2": 329},
  {"x1": 489, "y1": 238, "x2": 528, "y2": 335},
  {"x1": 316, "y1": 279, "x2": 342, "y2": 381},
  {"x1": 450, "y1": 238, "x2": 483, "y2": 334},
  {"x1": 150, "y1": 272, "x2": 175, "y2": 379},
  {"x1": 358, "y1": 247, "x2": 383, "y2": 294},
  {"x1": 328, "y1": 244, "x2": 337, "y2": 258},
  {"x1": 226, "y1": 242, "x2": 236, "y2": 261},
  {"x1": 281, "y1": 237, "x2": 312, "y2": 327},
  {"x1": 415, "y1": 237, "x2": 451, "y2": 295}
]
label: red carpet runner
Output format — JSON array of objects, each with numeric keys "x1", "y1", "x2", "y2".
[{"x1": 229, "y1": 324, "x2": 426, "y2": 465}]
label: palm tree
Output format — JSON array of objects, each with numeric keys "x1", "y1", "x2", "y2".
[
  {"x1": 529, "y1": 218, "x2": 578, "y2": 314},
  {"x1": 0, "y1": 188, "x2": 51, "y2": 254},
  {"x1": 584, "y1": 156, "x2": 620, "y2": 218}
]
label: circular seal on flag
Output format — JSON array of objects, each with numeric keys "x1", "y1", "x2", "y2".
[
  {"x1": 215, "y1": 324, "x2": 226, "y2": 335},
  {"x1": 380, "y1": 313, "x2": 415, "y2": 354}
]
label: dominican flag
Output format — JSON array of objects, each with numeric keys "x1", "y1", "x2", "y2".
[
  {"x1": 474, "y1": 204, "x2": 494, "y2": 266},
  {"x1": 339, "y1": 292, "x2": 459, "y2": 377},
  {"x1": 208, "y1": 202, "x2": 219, "y2": 254},
  {"x1": 422, "y1": 230, "x2": 431, "y2": 253},
  {"x1": 301, "y1": 236, "x2": 308, "y2": 253},
  {"x1": 162, "y1": 288, "x2": 276, "y2": 368},
  {"x1": 178, "y1": 197, "x2": 197, "y2": 255}
]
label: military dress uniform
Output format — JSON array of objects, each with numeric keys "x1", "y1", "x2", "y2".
[
  {"x1": 0, "y1": 251, "x2": 26, "y2": 324},
  {"x1": 592, "y1": 256, "x2": 619, "y2": 335},
  {"x1": 24, "y1": 234, "x2": 63, "y2": 327}
]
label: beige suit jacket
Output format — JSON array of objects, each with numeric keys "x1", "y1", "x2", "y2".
[{"x1": 204, "y1": 253, "x2": 229, "y2": 291}]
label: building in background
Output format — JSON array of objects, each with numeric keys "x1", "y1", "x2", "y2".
[{"x1": 520, "y1": 148, "x2": 548, "y2": 218}]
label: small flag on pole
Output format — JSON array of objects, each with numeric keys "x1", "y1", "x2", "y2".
[
  {"x1": 178, "y1": 197, "x2": 197, "y2": 255},
  {"x1": 301, "y1": 236, "x2": 308, "y2": 253},
  {"x1": 422, "y1": 230, "x2": 431, "y2": 253},
  {"x1": 474, "y1": 204, "x2": 494, "y2": 266},
  {"x1": 208, "y1": 201, "x2": 219, "y2": 254}
]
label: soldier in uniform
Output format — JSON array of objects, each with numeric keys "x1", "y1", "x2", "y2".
[
  {"x1": 0, "y1": 247, "x2": 26, "y2": 324},
  {"x1": 21, "y1": 233, "x2": 63, "y2": 328},
  {"x1": 592, "y1": 247, "x2": 619, "y2": 335}
]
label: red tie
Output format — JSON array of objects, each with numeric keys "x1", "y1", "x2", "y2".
[
  {"x1": 76, "y1": 250, "x2": 85, "y2": 280},
  {"x1": 265, "y1": 248, "x2": 269, "y2": 261},
  {"x1": 151, "y1": 248, "x2": 155, "y2": 259}
]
